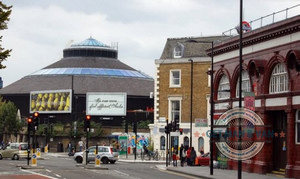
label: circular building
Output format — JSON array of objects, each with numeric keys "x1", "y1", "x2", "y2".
[{"x1": 0, "y1": 37, "x2": 154, "y2": 127}]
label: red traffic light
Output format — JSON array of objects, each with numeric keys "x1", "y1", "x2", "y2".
[
  {"x1": 86, "y1": 115, "x2": 91, "y2": 120},
  {"x1": 33, "y1": 112, "x2": 39, "y2": 117},
  {"x1": 28, "y1": 118, "x2": 32, "y2": 123}
]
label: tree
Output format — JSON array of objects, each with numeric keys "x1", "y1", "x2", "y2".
[
  {"x1": 0, "y1": 99, "x2": 22, "y2": 139},
  {"x1": 0, "y1": 1, "x2": 12, "y2": 69}
]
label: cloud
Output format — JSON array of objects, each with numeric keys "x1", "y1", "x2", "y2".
[{"x1": 0, "y1": 0, "x2": 299, "y2": 86}]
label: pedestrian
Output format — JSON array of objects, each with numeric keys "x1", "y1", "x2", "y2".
[
  {"x1": 78, "y1": 141, "x2": 83, "y2": 152},
  {"x1": 68, "y1": 142, "x2": 72, "y2": 153},
  {"x1": 180, "y1": 147, "x2": 187, "y2": 167},
  {"x1": 172, "y1": 145, "x2": 178, "y2": 167},
  {"x1": 190, "y1": 147, "x2": 197, "y2": 166},
  {"x1": 186, "y1": 146, "x2": 191, "y2": 166},
  {"x1": 200, "y1": 147, "x2": 204, "y2": 156}
]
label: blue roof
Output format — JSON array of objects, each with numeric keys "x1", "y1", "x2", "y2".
[
  {"x1": 71, "y1": 37, "x2": 110, "y2": 48},
  {"x1": 29, "y1": 68, "x2": 152, "y2": 79}
]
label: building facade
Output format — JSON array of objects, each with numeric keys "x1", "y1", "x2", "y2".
[
  {"x1": 150, "y1": 36, "x2": 226, "y2": 155},
  {"x1": 212, "y1": 15, "x2": 300, "y2": 178}
]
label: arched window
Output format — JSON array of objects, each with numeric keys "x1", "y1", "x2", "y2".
[
  {"x1": 198, "y1": 137, "x2": 204, "y2": 152},
  {"x1": 160, "y1": 136, "x2": 165, "y2": 150},
  {"x1": 218, "y1": 75, "x2": 230, "y2": 99},
  {"x1": 236, "y1": 70, "x2": 251, "y2": 97},
  {"x1": 173, "y1": 43, "x2": 184, "y2": 58},
  {"x1": 296, "y1": 110, "x2": 300, "y2": 144},
  {"x1": 184, "y1": 137, "x2": 189, "y2": 147},
  {"x1": 269, "y1": 63, "x2": 288, "y2": 94}
]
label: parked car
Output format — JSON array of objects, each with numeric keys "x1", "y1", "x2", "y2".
[
  {"x1": 74, "y1": 146, "x2": 118, "y2": 164},
  {"x1": 0, "y1": 142, "x2": 29, "y2": 160},
  {"x1": 195, "y1": 152, "x2": 210, "y2": 166}
]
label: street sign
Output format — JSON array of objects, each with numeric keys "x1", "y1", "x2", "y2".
[
  {"x1": 170, "y1": 131, "x2": 180, "y2": 136},
  {"x1": 37, "y1": 148, "x2": 41, "y2": 157},
  {"x1": 32, "y1": 153, "x2": 37, "y2": 166},
  {"x1": 95, "y1": 154, "x2": 101, "y2": 167}
]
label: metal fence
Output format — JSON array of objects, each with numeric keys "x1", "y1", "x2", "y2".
[{"x1": 222, "y1": 4, "x2": 300, "y2": 37}]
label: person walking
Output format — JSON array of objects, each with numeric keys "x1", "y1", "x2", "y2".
[
  {"x1": 186, "y1": 146, "x2": 191, "y2": 166},
  {"x1": 172, "y1": 145, "x2": 178, "y2": 167},
  {"x1": 180, "y1": 147, "x2": 187, "y2": 167},
  {"x1": 190, "y1": 147, "x2": 197, "y2": 166}
]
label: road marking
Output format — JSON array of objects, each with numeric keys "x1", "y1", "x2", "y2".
[
  {"x1": 21, "y1": 168, "x2": 58, "y2": 179},
  {"x1": 54, "y1": 173, "x2": 61, "y2": 178},
  {"x1": 158, "y1": 169, "x2": 199, "y2": 179},
  {"x1": 46, "y1": 169, "x2": 52, "y2": 173}
]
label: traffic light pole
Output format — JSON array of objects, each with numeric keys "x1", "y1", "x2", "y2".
[
  {"x1": 86, "y1": 128, "x2": 89, "y2": 165},
  {"x1": 27, "y1": 119, "x2": 31, "y2": 166},
  {"x1": 166, "y1": 119, "x2": 169, "y2": 167}
]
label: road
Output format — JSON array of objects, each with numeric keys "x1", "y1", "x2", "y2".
[{"x1": 0, "y1": 154, "x2": 199, "y2": 179}]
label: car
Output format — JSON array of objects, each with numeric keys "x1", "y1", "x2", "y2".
[
  {"x1": 74, "y1": 146, "x2": 118, "y2": 164},
  {"x1": 195, "y1": 152, "x2": 210, "y2": 166},
  {"x1": 0, "y1": 142, "x2": 29, "y2": 160}
]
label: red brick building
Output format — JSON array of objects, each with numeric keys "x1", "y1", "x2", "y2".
[{"x1": 212, "y1": 15, "x2": 300, "y2": 178}]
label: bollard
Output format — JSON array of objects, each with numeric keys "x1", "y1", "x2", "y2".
[{"x1": 31, "y1": 153, "x2": 37, "y2": 167}]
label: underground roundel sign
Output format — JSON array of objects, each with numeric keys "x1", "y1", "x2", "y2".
[{"x1": 215, "y1": 107, "x2": 265, "y2": 161}]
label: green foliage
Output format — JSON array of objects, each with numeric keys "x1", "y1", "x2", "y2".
[
  {"x1": 138, "y1": 120, "x2": 151, "y2": 128},
  {"x1": 0, "y1": 99, "x2": 22, "y2": 136},
  {"x1": 0, "y1": 2, "x2": 12, "y2": 69}
]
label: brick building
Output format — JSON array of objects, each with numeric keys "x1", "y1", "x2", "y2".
[
  {"x1": 212, "y1": 15, "x2": 300, "y2": 178},
  {"x1": 150, "y1": 36, "x2": 226, "y2": 154}
]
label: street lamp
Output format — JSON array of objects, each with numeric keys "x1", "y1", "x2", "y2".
[
  {"x1": 188, "y1": 59, "x2": 193, "y2": 148},
  {"x1": 185, "y1": 39, "x2": 214, "y2": 175}
]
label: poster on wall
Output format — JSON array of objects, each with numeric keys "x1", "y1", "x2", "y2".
[
  {"x1": 86, "y1": 92, "x2": 127, "y2": 116},
  {"x1": 30, "y1": 89, "x2": 72, "y2": 113}
]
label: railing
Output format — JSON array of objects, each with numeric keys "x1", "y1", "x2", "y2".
[{"x1": 222, "y1": 4, "x2": 300, "y2": 37}]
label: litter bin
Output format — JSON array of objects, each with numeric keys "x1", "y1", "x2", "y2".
[{"x1": 57, "y1": 143, "x2": 63, "y2": 152}]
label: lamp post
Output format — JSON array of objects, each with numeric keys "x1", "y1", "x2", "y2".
[
  {"x1": 188, "y1": 59, "x2": 193, "y2": 147},
  {"x1": 185, "y1": 39, "x2": 214, "y2": 175}
]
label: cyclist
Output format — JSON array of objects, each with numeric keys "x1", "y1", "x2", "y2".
[{"x1": 143, "y1": 144, "x2": 149, "y2": 156}]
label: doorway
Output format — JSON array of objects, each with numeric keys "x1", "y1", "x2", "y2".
[{"x1": 271, "y1": 111, "x2": 287, "y2": 171}]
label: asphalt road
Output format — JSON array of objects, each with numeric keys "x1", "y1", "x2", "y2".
[{"x1": 0, "y1": 154, "x2": 199, "y2": 179}]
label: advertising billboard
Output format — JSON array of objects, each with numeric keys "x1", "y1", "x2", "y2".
[
  {"x1": 30, "y1": 89, "x2": 72, "y2": 113},
  {"x1": 86, "y1": 92, "x2": 127, "y2": 116}
]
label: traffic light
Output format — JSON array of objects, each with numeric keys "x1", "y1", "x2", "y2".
[
  {"x1": 164, "y1": 125, "x2": 170, "y2": 134},
  {"x1": 174, "y1": 117, "x2": 180, "y2": 131},
  {"x1": 27, "y1": 117, "x2": 33, "y2": 131},
  {"x1": 132, "y1": 122, "x2": 137, "y2": 133},
  {"x1": 179, "y1": 128, "x2": 183, "y2": 135},
  {"x1": 33, "y1": 112, "x2": 39, "y2": 129},
  {"x1": 84, "y1": 115, "x2": 91, "y2": 132}
]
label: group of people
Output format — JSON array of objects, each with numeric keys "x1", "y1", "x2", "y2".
[{"x1": 172, "y1": 144, "x2": 202, "y2": 167}]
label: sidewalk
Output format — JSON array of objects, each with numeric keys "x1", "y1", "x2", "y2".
[{"x1": 119, "y1": 154, "x2": 288, "y2": 179}]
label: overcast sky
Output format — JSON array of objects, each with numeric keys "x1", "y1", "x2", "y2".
[{"x1": 1, "y1": 0, "x2": 299, "y2": 87}]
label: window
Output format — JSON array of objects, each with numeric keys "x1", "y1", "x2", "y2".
[
  {"x1": 171, "y1": 136, "x2": 179, "y2": 149},
  {"x1": 184, "y1": 137, "x2": 189, "y2": 147},
  {"x1": 218, "y1": 75, "x2": 230, "y2": 99},
  {"x1": 236, "y1": 70, "x2": 251, "y2": 97},
  {"x1": 198, "y1": 137, "x2": 204, "y2": 152},
  {"x1": 269, "y1": 63, "x2": 288, "y2": 94},
  {"x1": 173, "y1": 43, "x2": 184, "y2": 58},
  {"x1": 170, "y1": 100, "x2": 180, "y2": 122},
  {"x1": 160, "y1": 136, "x2": 166, "y2": 150},
  {"x1": 296, "y1": 110, "x2": 300, "y2": 144},
  {"x1": 170, "y1": 70, "x2": 181, "y2": 87}
]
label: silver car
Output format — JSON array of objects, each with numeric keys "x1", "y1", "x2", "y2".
[
  {"x1": 0, "y1": 143, "x2": 28, "y2": 160},
  {"x1": 74, "y1": 146, "x2": 118, "y2": 164}
]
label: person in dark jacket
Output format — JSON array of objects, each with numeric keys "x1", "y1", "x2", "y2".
[{"x1": 190, "y1": 147, "x2": 197, "y2": 166}]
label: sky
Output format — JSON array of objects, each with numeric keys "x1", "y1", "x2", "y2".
[{"x1": 1, "y1": 0, "x2": 299, "y2": 87}]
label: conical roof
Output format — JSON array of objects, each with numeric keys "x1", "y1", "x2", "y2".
[{"x1": 0, "y1": 37, "x2": 154, "y2": 96}]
